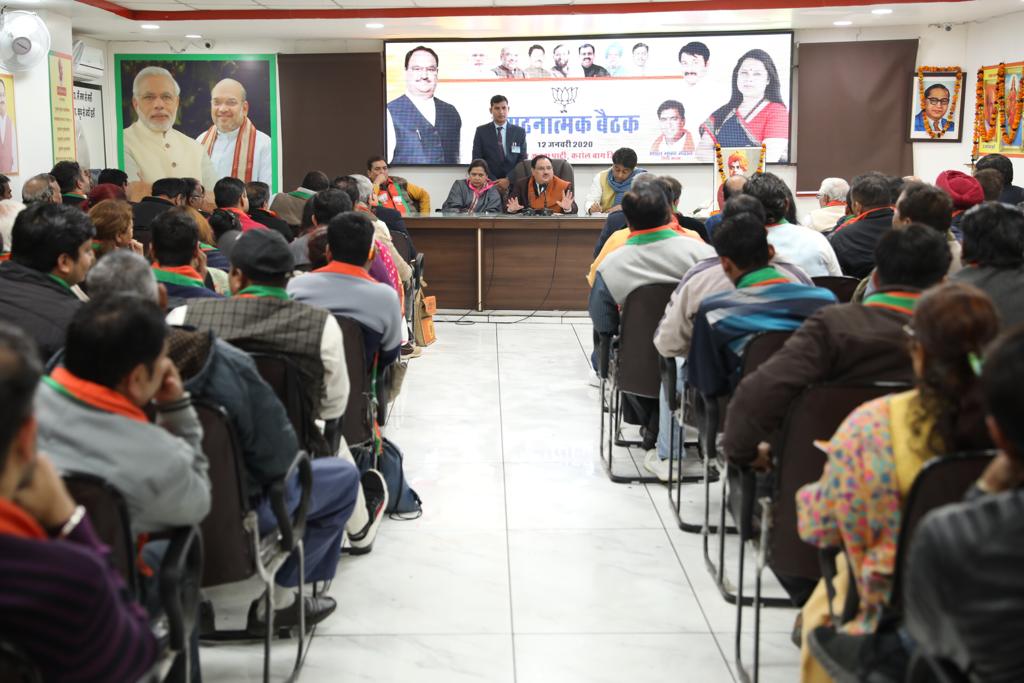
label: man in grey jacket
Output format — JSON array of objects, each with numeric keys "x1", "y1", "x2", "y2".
[{"x1": 37, "y1": 293, "x2": 210, "y2": 534}]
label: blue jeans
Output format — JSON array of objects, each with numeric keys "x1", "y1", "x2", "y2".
[
  {"x1": 656, "y1": 358, "x2": 686, "y2": 462},
  {"x1": 256, "y1": 457, "x2": 360, "y2": 588}
]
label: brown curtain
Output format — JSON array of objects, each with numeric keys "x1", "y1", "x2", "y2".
[
  {"x1": 796, "y1": 40, "x2": 918, "y2": 193},
  {"x1": 278, "y1": 53, "x2": 384, "y2": 191}
]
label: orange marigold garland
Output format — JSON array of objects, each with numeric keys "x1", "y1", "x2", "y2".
[
  {"x1": 917, "y1": 66, "x2": 962, "y2": 139},
  {"x1": 975, "y1": 65, "x2": 1002, "y2": 145},
  {"x1": 715, "y1": 143, "x2": 767, "y2": 184}
]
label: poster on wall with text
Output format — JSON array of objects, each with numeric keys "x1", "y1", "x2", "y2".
[
  {"x1": 383, "y1": 31, "x2": 793, "y2": 167},
  {"x1": 114, "y1": 53, "x2": 279, "y2": 192},
  {"x1": 74, "y1": 81, "x2": 106, "y2": 170},
  {"x1": 49, "y1": 52, "x2": 77, "y2": 164},
  {"x1": 0, "y1": 72, "x2": 19, "y2": 175}
]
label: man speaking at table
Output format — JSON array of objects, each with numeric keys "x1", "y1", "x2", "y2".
[{"x1": 471, "y1": 95, "x2": 527, "y2": 192}]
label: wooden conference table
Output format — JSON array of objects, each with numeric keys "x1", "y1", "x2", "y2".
[{"x1": 405, "y1": 214, "x2": 604, "y2": 311}]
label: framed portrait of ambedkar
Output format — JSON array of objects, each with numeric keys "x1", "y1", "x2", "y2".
[{"x1": 908, "y1": 68, "x2": 964, "y2": 143}]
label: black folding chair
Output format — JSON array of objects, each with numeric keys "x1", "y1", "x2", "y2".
[
  {"x1": 811, "y1": 276, "x2": 860, "y2": 303},
  {"x1": 388, "y1": 230, "x2": 415, "y2": 264},
  {"x1": 729, "y1": 382, "x2": 910, "y2": 683},
  {"x1": 327, "y1": 316, "x2": 376, "y2": 453},
  {"x1": 597, "y1": 283, "x2": 675, "y2": 483},
  {"x1": 0, "y1": 639, "x2": 42, "y2": 683},
  {"x1": 660, "y1": 355, "x2": 712, "y2": 533},
  {"x1": 905, "y1": 652, "x2": 972, "y2": 683},
  {"x1": 63, "y1": 472, "x2": 203, "y2": 682},
  {"x1": 248, "y1": 352, "x2": 330, "y2": 458},
  {"x1": 699, "y1": 330, "x2": 793, "y2": 606},
  {"x1": 192, "y1": 399, "x2": 312, "y2": 683}
]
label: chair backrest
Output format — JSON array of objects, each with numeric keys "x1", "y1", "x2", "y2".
[
  {"x1": 508, "y1": 158, "x2": 576, "y2": 189},
  {"x1": 0, "y1": 639, "x2": 42, "y2": 683},
  {"x1": 335, "y1": 316, "x2": 374, "y2": 447},
  {"x1": 389, "y1": 230, "x2": 415, "y2": 264},
  {"x1": 62, "y1": 472, "x2": 138, "y2": 597},
  {"x1": 811, "y1": 276, "x2": 860, "y2": 304},
  {"x1": 248, "y1": 352, "x2": 324, "y2": 455},
  {"x1": 769, "y1": 382, "x2": 911, "y2": 579},
  {"x1": 889, "y1": 451, "x2": 994, "y2": 610},
  {"x1": 615, "y1": 283, "x2": 676, "y2": 398},
  {"x1": 740, "y1": 330, "x2": 793, "y2": 377},
  {"x1": 193, "y1": 399, "x2": 257, "y2": 587}
]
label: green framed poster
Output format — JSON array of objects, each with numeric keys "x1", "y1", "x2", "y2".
[{"x1": 114, "y1": 53, "x2": 279, "y2": 192}]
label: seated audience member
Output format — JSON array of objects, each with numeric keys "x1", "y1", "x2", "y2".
[
  {"x1": 935, "y1": 169, "x2": 983, "y2": 238},
  {"x1": 270, "y1": 170, "x2": 329, "y2": 228},
  {"x1": 214, "y1": 176, "x2": 264, "y2": 232},
  {"x1": 702, "y1": 174, "x2": 747, "y2": 242},
  {"x1": 795, "y1": 282, "x2": 997, "y2": 682},
  {"x1": 0, "y1": 323, "x2": 159, "y2": 682},
  {"x1": 826, "y1": 171, "x2": 893, "y2": 278},
  {"x1": 0, "y1": 174, "x2": 10, "y2": 200},
  {"x1": 745, "y1": 172, "x2": 842, "y2": 277},
  {"x1": 339, "y1": 176, "x2": 414, "y2": 287},
  {"x1": 88, "y1": 199, "x2": 143, "y2": 260},
  {"x1": 953, "y1": 202, "x2": 1024, "y2": 327},
  {"x1": 370, "y1": 198, "x2": 413, "y2": 254},
  {"x1": 587, "y1": 175, "x2": 705, "y2": 286},
  {"x1": 589, "y1": 180, "x2": 715, "y2": 462},
  {"x1": 506, "y1": 154, "x2": 575, "y2": 214},
  {"x1": 973, "y1": 167, "x2": 1004, "y2": 202},
  {"x1": 246, "y1": 180, "x2": 293, "y2": 241},
  {"x1": 87, "y1": 182, "x2": 128, "y2": 207},
  {"x1": 90, "y1": 252, "x2": 367, "y2": 631},
  {"x1": 661, "y1": 175, "x2": 710, "y2": 241},
  {"x1": 97, "y1": 168, "x2": 129, "y2": 191},
  {"x1": 150, "y1": 206, "x2": 224, "y2": 304},
  {"x1": 290, "y1": 189, "x2": 352, "y2": 271},
  {"x1": 21, "y1": 173, "x2": 61, "y2": 206},
  {"x1": 724, "y1": 224, "x2": 950, "y2": 468},
  {"x1": 51, "y1": 160, "x2": 91, "y2": 210},
  {"x1": 37, "y1": 293, "x2": 212, "y2": 533},
  {"x1": 182, "y1": 177, "x2": 208, "y2": 217},
  {"x1": 975, "y1": 152, "x2": 1024, "y2": 204},
  {"x1": 133, "y1": 177, "x2": 187, "y2": 230},
  {"x1": 0, "y1": 204, "x2": 93, "y2": 359},
  {"x1": 289, "y1": 211, "x2": 404, "y2": 368},
  {"x1": 442, "y1": 158, "x2": 502, "y2": 214},
  {"x1": 0, "y1": 199, "x2": 25, "y2": 257},
  {"x1": 805, "y1": 177, "x2": 850, "y2": 232},
  {"x1": 186, "y1": 206, "x2": 231, "y2": 273},
  {"x1": 901, "y1": 325, "x2": 1024, "y2": 681},
  {"x1": 367, "y1": 155, "x2": 431, "y2": 215},
  {"x1": 686, "y1": 208, "x2": 837, "y2": 399},
  {"x1": 584, "y1": 147, "x2": 644, "y2": 215}
]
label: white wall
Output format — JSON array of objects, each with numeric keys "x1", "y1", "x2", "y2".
[
  {"x1": 78, "y1": 11, "x2": 1024, "y2": 219},
  {"x1": 11, "y1": 11, "x2": 73, "y2": 199}
]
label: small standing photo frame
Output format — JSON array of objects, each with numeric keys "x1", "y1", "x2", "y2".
[
  {"x1": 909, "y1": 67, "x2": 964, "y2": 143},
  {"x1": 712, "y1": 144, "x2": 764, "y2": 208}
]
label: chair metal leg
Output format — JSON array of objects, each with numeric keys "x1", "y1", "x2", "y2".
[
  {"x1": 667, "y1": 413, "x2": 715, "y2": 534},
  {"x1": 599, "y1": 384, "x2": 661, "y2": 484}
]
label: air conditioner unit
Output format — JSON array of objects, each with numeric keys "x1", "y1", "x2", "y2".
[{"x1": 72, "y1": 40, "x2": 104, "y2": 82}]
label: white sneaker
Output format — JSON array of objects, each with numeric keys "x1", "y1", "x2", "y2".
[
  {"x1": 643, "y1": 449, "x2": 671, "y2": 483},
  {"x1": 679, "y1": 456, "x2": 706, "y2": 478}
]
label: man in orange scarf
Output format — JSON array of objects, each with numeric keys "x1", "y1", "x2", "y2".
[{"x1": 197, "y1": 78, "x2": 273, "y2": 184}]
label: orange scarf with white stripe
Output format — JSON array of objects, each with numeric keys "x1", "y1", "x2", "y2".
[{"x1": 200, "y1": 117, "x2": 257, "y2": 182}]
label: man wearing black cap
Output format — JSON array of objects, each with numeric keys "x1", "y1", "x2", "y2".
[{"x1": 165, "y1": 229, "x2": 390, "y2": 555}]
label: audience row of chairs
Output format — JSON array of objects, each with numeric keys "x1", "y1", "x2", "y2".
[{"x1": 595, "y1": 274, "x2": 993, "y2": 683}]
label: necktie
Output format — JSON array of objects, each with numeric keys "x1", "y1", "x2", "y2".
[{"x1": 496, "y1": 125, "x2": 505, "y2": 160}]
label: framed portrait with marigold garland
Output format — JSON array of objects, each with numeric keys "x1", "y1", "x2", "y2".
[
  {"x1": 908, "y1": 69, "x2": 964, "y2": 143},
  {"x1": 712, "y1": 144, "x2": 764, "y2": 208},
  {"x1": 1000, "y1": 64, "x2": 1024, "y2": 152}
]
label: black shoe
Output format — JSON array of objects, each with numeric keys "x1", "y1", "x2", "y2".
[
  {"x1": 344, "y1": 469, "x2": 388, "y2": 556},
  {"x1": 245, "y1": 594, "x2": 337, "y2": 638},
  {"x1": 807, "y1": 626, "x2": 905, "y2": 683}
]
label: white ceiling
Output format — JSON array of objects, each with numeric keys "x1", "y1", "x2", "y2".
[{"x1": 14, "y1": 0, "x2": 1024, "y2": 41}]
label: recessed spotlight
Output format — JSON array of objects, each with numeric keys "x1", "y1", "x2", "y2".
[
  {"x1": 871, "y1": 8, "x2": 893, "y2": 14},
  {"x1": 185, "y1": 34, "x2": 202, "y2": 39},
  {"x1": 365, "y1": 22, "x2": 384, "y2": 28},
  {"x1": 833, "y1": 20, "x2": 853, "y2": 26},
  {"x1": 140, "y1": 24, "x2": 161, "y2": 30}
]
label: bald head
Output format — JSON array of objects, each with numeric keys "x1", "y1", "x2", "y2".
[
  {"x1": 210, "y1": 78, "x2": 249, "y2": 134},
  {"x1": 22, "y1": 174, "x2": 60, "y2": 205},
  {"x1": 723, "y1": 174, "x2": 747, "y2": 202}
]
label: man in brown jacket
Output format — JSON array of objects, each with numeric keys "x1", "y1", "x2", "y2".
[{"x1": 722, "y1": 223, "x2": 951, "y2": 468}]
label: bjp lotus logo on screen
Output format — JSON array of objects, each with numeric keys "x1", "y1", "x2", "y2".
[{"x1": 552, "y1": 86, "x2": 578, "y2": 113}]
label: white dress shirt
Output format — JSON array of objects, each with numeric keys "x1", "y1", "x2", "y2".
[{"x1": 766, "y1": 221, "x2": 843, "y2": 278}]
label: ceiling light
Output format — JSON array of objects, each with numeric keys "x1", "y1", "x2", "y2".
[
  {"x1": 366, "y1": 23, "x2": 384, "y2": 28},
  {"x1": 140, "y1": 24, "x2": 160, "y2": 30},
  {"x1": 185, "y1": 34, "x2": 202, "y2": 39},
  {"x1": 871, "y1": 8, "x2": 893, "y2": 14},
  {"x1": 833, "y1": 20, "x2": 853, "y2": 26}
]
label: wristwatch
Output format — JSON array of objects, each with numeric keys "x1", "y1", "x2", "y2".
[{"x1": 57, "y1": 504, "x2": 86, "y2": 539}]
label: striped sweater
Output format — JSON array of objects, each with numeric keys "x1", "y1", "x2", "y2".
[{"x1": 0, "y1": 515, "x2": 158, "y2": 681}]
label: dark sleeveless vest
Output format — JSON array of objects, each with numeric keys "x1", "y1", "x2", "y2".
[{"x1": 387, "y1": 94, "x2": 462, "y2": 164}]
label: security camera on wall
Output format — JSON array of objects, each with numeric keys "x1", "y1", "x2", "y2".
[{"x1": 201, "y1": 39, "x2": 216, "y2": 49}]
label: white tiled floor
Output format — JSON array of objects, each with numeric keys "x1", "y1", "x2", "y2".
[{"x1": 200, "y1": 320, "x2": 801, "y2": 682}]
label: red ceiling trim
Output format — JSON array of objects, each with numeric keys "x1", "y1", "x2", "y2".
[{"x1": 76, "y1": 0, "x2": 967, "y2": 21}]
